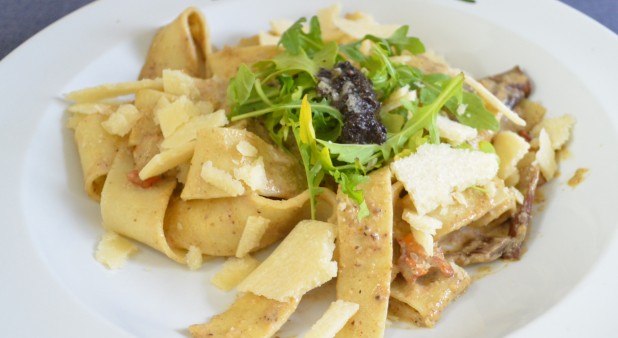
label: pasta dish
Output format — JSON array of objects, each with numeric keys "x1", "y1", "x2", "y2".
[{"x1": 65, "y1": 4, "x2": 574, "y2": 337}]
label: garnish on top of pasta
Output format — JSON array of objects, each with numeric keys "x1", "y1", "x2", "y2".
[{"x1": 65, "y1": 4, "x2": 575, "y2": 337}]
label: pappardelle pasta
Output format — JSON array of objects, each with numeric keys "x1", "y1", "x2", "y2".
[{"x1": 66, "y1": 4, "x2": 574, "y2": 337}]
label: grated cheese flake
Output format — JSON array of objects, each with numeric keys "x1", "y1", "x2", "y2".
[
  {"x1": 186, "y1": 245, "x2": 203, "y2": 271},
  {"x1": 304, "y1": 300, "x2": 360, "y2": 338},
  {"x1": 95, "y1": 231, "x2": 138, "y2": 269},
  {"x1": 402, "y1": 210, "x2": 442, "y2": 256},
  {"x1": 101, "y1": 104, "x2": 141, "y2": 136},
  {"x1": 200, "y1": 161, "x2": 245, "y2": 196},
  {"x1": 237, "y1": 220, "x2": 337, "y2": 302},
  {"x1": 236, "y1": 140, "x2": 259, "y2": 157},
  {"x1": 211, "y1": 256, "x2": 261, "y2": 291},
  {"x1": 391, "y1": 143, "x2": 498, "y2": 215},
  {"x1": 233, "y1": 156, "x2": 269, "y2": 192},
  {"x1": 436, "y1": 115, "x2": 478, "y2": 144},
  {"x1": 536, "y1": 128, "x2": 557, "y2": 180},
  {"x1": 531, "y1": 114, "x2": 575, "y2": 150},
  {"x1": 236, "y1": 216, "x2": 271, "y2": 258},
  {"x1": 493, "y1": 131, "x2": 530, "y2": 180}
]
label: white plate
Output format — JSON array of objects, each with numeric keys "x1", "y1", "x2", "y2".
[{"x1": 2, "y1": 0, "x2": 618, "y2": 337}]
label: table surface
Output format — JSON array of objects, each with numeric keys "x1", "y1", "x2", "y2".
[{"x1": 1, "y1": 0, "x2": 617, "y2": 60}]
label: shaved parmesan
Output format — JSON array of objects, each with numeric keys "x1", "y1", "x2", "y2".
[
  {"x1": 186, "y1": 245, "x2": 203, "y2": 271},
  {"x1": 257, "y1": 32, "x2": 280, "y2": 46},
  {"x1": 531, "y1": 114, "x2": 575, "y2": 150},
  {"x1": 200, "y1": 161, "x2": 245, "y2": 196},
  {"x1": 211, "y1": 256, "x2": 261, "y2": 291},
  {"x1": 236, "y1": 140, "x2": 258, "y2": 157},
  {"x1": 402, "y1": 210, "x2": 442, "y2": 256},
  {"x1": 333, "y1": 12, "x2": 399, "y2": 39},
  {"x1": 160, "y1": 109, "x2": 228, "y2": 149},
  {"x1": 68, "y1": 103, "x2": 115, "y2": 115},
  {"x1": 139, "y1": 141, "x2": 195, "y2": 180},
  {"x1": 155, "y1": 96, "x2": 197, "y2": 138},
  {"x1": 237, "y1": 220, "x2": 337, "y2": 302},
  {"x1": 162, "y1": 69, "x2": 200, "y2": 100},
  {"x1": 65, "y1": 78, "x2": 163, "y2": 103},
  {"x1": 101, "y1": 104, "x2": 141, "y2": 136},
  {"x1": 436, "y1": 115, "x2": 478, "y2": 144},
  {"x1": 381, "y1": 85, "x2": 417, "y2": 113},
  {"x1": 304, "y1": 300, "x2": 360, "y2": 338},
  {"x1": 236, "y1": 216, "x2": 271, "y2": 258},
  {"x1": 233, "y1": 156, "x2": 269, "y2": 192},
  {"x1": 391, "y1": 143, "x2": 498, "y2": 215},
  {"x1": 493, "y1": 131, "x2": 530, "y2": 179},
  {"x1": 95, "y1": 231, "x2": 138, "y2": 269},
  {"x1": 269, "y1": 19, "x2": 295, "y2": 35},
  {"x1": 536, "y1": 128, "x2": 557, "y2": 180}
]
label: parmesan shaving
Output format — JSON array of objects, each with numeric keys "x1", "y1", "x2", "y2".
[
  {"x1": 493, "y1": 131, "x2": 531, "y2": 179},
  {"x1": 233, "y1": 156, "x2": 269, "y2": 192},
  {"x1": 95, "y1": 231, "x2": 138, "y2": 269},
  {"x1": 200, "y1": 161, "x2": 245, "y2": 196},
  {"x1": 67, "y1": 103, "x2": 115, "y2": 115},
  {"x1": 236, "y1": 216, "x2": 271, "y2": 258},
  {"x1": 236, "y1": 140, "x2": 258, "y2": 157},
  {"x1": 186, "y1": 245, "x2": 203, "y2": 271},
  {"x1": 237, "y1": 220, "x2": 337, "y2": 302},
  {"x1": 536, "y1": 128, "x2": 557, "y2": 180},
  {"x1": 333, "y1": 12, "x2": 399, "y2": 39},
  {"x1": 155, "y1": 96, "x2": 196, "y2": 138},
  {"x1": 436, "y1": 115, "x2": 478, "y2": 144},
  {"x1": 101, "y1": 104, "x2": 141, "y2": 136},
  {"x1": 162, "y1": 69, "x2": 201, "y2": 100},
  {"x1": 160, "y1": 109, "x2": 228, "y2": 149},
  {"x1": 211, "y1": 256, "x2": 261, "y2": 291},
  {"x1": 269, "y1": 19, "x2": 295, "y2": 35},
  {"x1": 65, "y1": 78, "x2": 163, "y2": 103},
  {"x1": 391, "y1": 143, "x2": 499, "y2": 215},
  {"x1": 402, "y1": 210, "x2": 442, "y2": 256},
  {"x1": 530, "y1": 114, "x2": 575, "y2": 150},
  {"x1": 303, "y1": 300, "x2": 360, "y2": 338},
  {"x1": 381, "y1": 85, "x2": 417, "y2": 113},
  {"x1": 139, "y1": 141, "x2": 195, "y2": 180}
]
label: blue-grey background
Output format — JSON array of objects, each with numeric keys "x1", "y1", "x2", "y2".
[{"x1": 0, "y1": 0, "x2": 616, "y2": 60}]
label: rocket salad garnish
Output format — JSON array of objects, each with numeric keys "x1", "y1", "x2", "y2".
[{"x1": 227, "y1": 16, "x2": 498, "y2": 219}]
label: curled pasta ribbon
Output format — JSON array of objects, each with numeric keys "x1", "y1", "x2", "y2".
[
  {"x1": 165, "y1": 189, "x2": 337, "y2": 257},
  {"x1": 101, "y1": 145, "x2": 186, "y2": 263},
  {"x1": 73, "y1": 114, "x2": 122, "y2": 201},
  {"x1": 139, "y1": 7, "x2": 211, "y2": 80}
]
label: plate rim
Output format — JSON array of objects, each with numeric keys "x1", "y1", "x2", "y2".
[{"x1": 1, "y1": 0, "x2": 617, "y2": 337}]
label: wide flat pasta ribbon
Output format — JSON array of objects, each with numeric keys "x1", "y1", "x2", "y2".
[
  {"x1": 72, "y1": 113, "x2": 122, "y2": 201},
  {"x1": 139, "y1": 7, "x2": 211, "y2": 80},
  {"x1": 101, "y1": 145, "x2": 186, "y2": 263},
  {"x1": 165, "y1": 189, "x2": 336, "y2": 257}
]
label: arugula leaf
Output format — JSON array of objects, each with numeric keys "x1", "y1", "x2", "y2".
[
  {"x1": 478, "y1": 140, "x2": 497, "y2": 156},
  {"x1": 279, "y1": 16, "x2": 324, "y2": 55},
  {"x1": 226, "y1": 64, "x2": 255, "y2": 106},
  {"x1": 418, "y1": 73, "x2": 499, "y2": 131},
  {"x1": 319, "y1": 141, "x2": 378, "y2": 165},
  {"x1": 279, "y1": 18, "x2": 305, "y2": 54},
  {"x1": 380, "y1": 25, "x2": 426, "y2": 55},
  {"x1": 332, "y1": 171, "x2": 370, "y2": 219},
  {"x1": 339, "y1": 25, "x2": 426, "y2": 62},
  {"x1": 455, "y1": 92, "x2": 500, "y2": 131}
]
